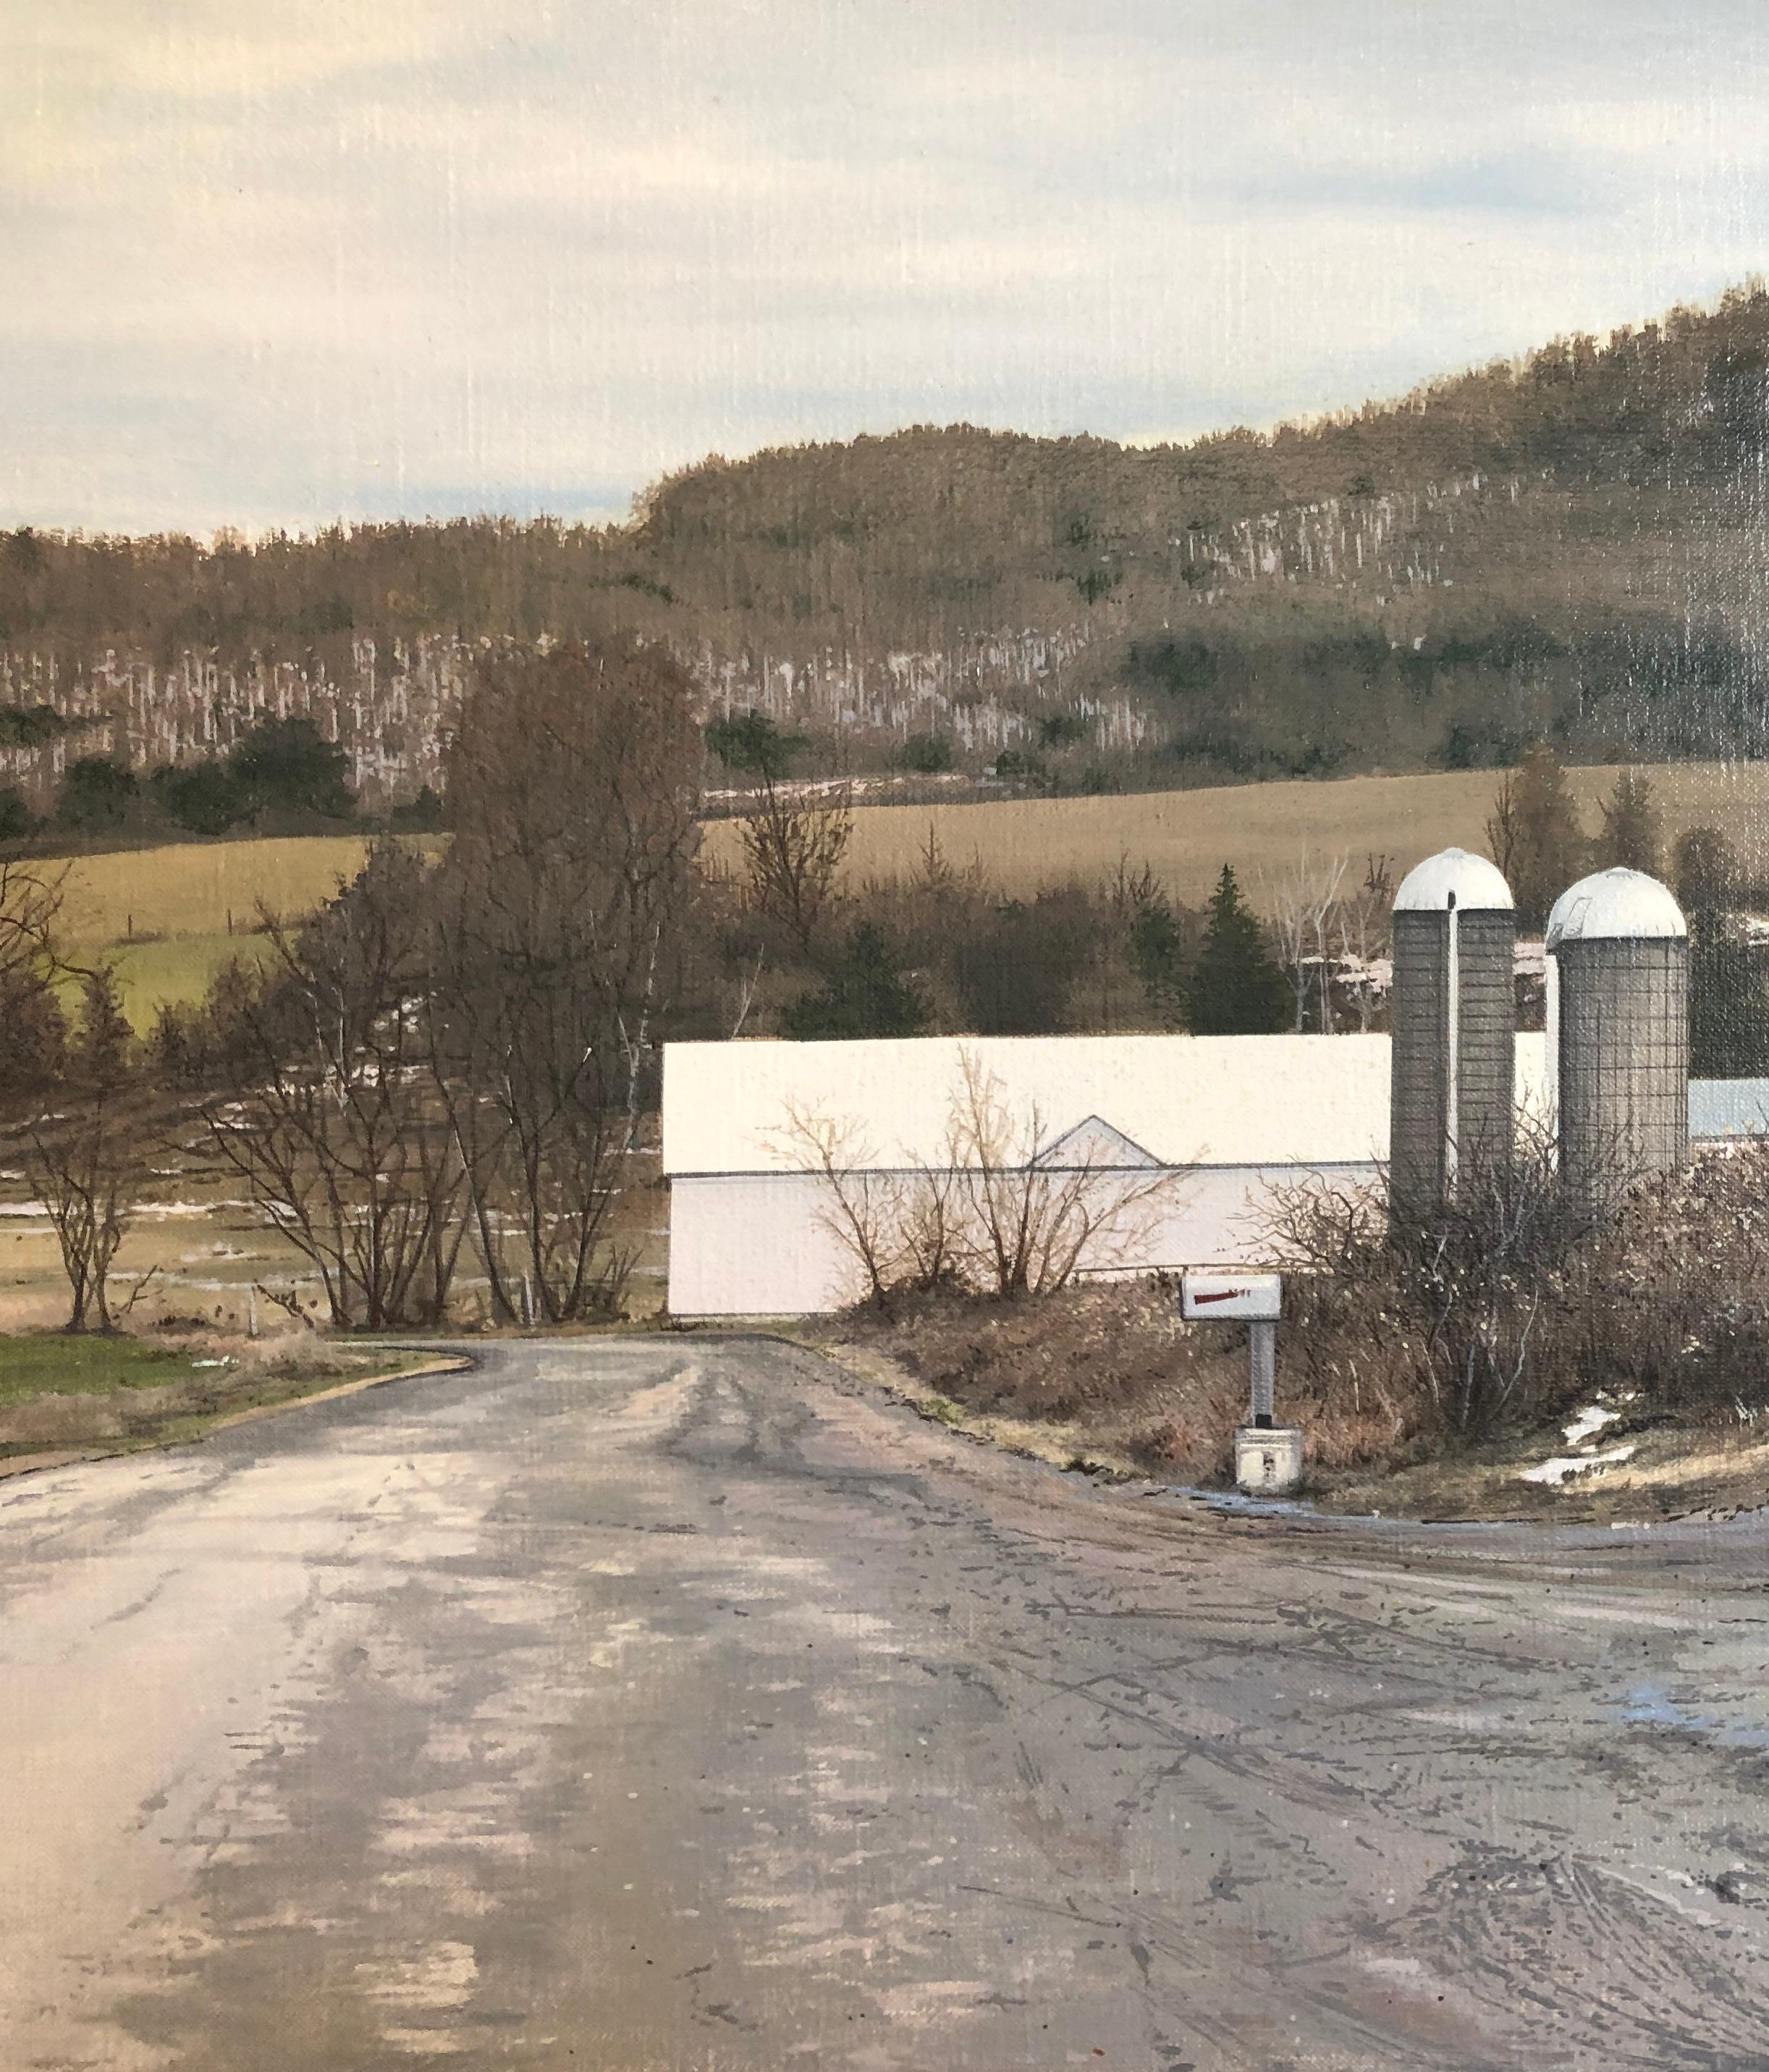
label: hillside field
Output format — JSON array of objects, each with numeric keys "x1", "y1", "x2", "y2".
[
  {"x1": 36, "y1": 760, "x2": 1769, "y2": 1032},
  {"x1": 699, "y1": 761, "x2": 1769, "y2": 907},
  {"x1": 51, "y1": 835, "x2": 400, "y2": 1029}
]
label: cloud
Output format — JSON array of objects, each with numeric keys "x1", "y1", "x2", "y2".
[{"x1": 4, "y1": 0, "x2": 1769, "y2": 532}]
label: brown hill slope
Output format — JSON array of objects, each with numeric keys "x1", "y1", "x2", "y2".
[{"x1": 4, "y1": 282, "x2": 1769, "y2": 800}]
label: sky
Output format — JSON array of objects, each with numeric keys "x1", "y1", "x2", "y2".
[{"x1": 7, "y1": 0, "x2": 1769, "y2": 537}]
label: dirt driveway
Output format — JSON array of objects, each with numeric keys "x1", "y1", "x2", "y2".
[{"x1": 1, "y1": 1336, "x2": 1765, "y2": 2069}]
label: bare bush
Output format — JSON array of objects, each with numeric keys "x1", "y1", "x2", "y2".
[
  {"x1": 770, "y1": 1103, "x2": 909, "y2": 1310},
  {"x1": 775, "y1": 1048, "x2": 1184, "y2": 1308},
  {"x1": 1263, "y1": 1112, "x2": 1645, "y2": 1441},
  {"x1": 741, "y1": 780, "x2": 853, "y2": 953},
  {"x1": 1552, "y1": 1142, "x2": 1769, "y2": 1414},
  {"x1": 1393, "y1": 1114, "x2": 1605, "y2": 1434},
  {"x1": 947, "y1": 1051, "x2": 1181, "y2": 1296},
  {"x1": 204, "y1": 842, "x2": 465, "y2": 1331}
]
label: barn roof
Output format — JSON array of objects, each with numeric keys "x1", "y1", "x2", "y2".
[{"x1": 663, "y1": 1032, "x2": 1554, "y2": 1176}]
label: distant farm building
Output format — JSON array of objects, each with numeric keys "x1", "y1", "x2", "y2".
[
  {"x1": 662, "y1": 1032, "x2": 1769, "y2": 1318},
  {"x1": 662, "y1": 1032, "x2": 1490, "y2": 1316}
]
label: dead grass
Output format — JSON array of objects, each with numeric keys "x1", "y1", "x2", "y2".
[
  {"x1": 52, "y1": 835, "x2": 455, "y2": 945},
  {"x1": 819, "y1": 1284, "x2": 1769, "y2": 1524},
  {"x1": 819, "y1": 1284, "x2": 1257, "y2": 1483},
  {"x1": 704, "y1": 759, "x2": 1769, "y2": 904},
  {"x1": 1314, "y1": 1413, "x2": 1769, "y2": 1524},
  {"x1": 38, "y1": 833, "x2": 444, "y2": 1029}
]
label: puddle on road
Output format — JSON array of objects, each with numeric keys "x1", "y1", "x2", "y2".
[{"x1": 1602, "y1": 1680, "x2": 1769, "y2": 1751}]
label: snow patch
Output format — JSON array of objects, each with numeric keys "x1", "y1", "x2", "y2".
[
  {"x1": 1563, "y1": 1402, "x2": 1621, "y2": 1446},
  {"x1": 1520, "y1": 1442, "x2": 1638, "y2": 1486}
]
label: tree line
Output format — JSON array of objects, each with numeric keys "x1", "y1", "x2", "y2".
[
  {"x1": 0, "y1": 645, "x2": 1309, "y2": 1336},
  {"x1": 1487, "y1": 742, "x2": 1769, "y2": 1074},
  {"x1": 9, "y1": 652, "x2": 1769, "y2": 1340},
  {"x1": 9, "y1": 284, "x2": 1769, "y2": 804},
  {"x1": 0, "y1": 714, "x2": 443, "y2": 846}
]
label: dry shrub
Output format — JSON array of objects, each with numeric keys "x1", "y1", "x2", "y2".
[
  {"x1": 0, "y1": 1392, "x2": 132, "y2": 1449},
  {"x1": 1269, "y1": 1135, "x2": 1769, "y2": 1452},
  {"x1": 833, "y1": 1272, "x2": 1429, "y2": 1481},
  {"x1": 226, "y1": 1328, "x2": 360, "y2": 1385},
  {"x1": 836, "y1": 1139, "x2": 1769, "y2": 1484},
  {"x1": 776, "y1": 1050, "x2": 1186, "y2": 1309},
  {"x1": 833, "y1": 1280, "x2": 1272, "y2": 1479},
  {"x1": 1549, "y1": 1142, "x2": 1769, "y2": 1415}
]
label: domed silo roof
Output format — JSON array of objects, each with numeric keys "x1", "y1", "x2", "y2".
[
  {"x1": 1545, "y1": 868, "x2": 1686, "y2": 948},
  {"x1": 1393, "y1": 847, "x2": 1515, "y2": 913}
]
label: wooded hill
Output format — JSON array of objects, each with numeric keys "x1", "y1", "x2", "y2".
[{"x1": 7, "y1": 281, "x2": 1769, "y2": 801}]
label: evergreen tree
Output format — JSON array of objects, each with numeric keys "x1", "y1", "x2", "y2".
[
  {"x1": 150, "y1": 760, "x2": 245, "y2": 838},
  {"x1": 783, "y1": 921, "x2": 929, "y2": 1040},
  {"x1": 1125, "y1": 877, "x2": 1190, "y2": 1028},
  {"x1": 1675, "y1": 827, "x2": 1769, "y2": 1074},
  {"x1": 1185, "y1": 866, "x2": 1288, "y2": 1035},
  {"x1": 1595, "y1": 769, "x2": 1661, "y2": 876},
  {"x1": 704, "y1": 711, "x2": 803, "y2": 781},
  {"x1": 228, "y1": 717, "x2": 354, "y2": 820},
  {"x1": 953, "y1": 892, "x2": 1092, "y2": 1034},
  {"x1": 56, "y1": 756, "x2": 138, "y2": 833},
  {"x1": 0, "y1": 785, "x2": 32, "y2": 843},
  {"x1": 70, "y1": 965, "x2": 134, "y2": 1089},
  {"x1": 1673, "y1": 825, "x2": 1735, "y2": 915},
  {"x1": 0, "y1": 970, "x2": 67, "y2": 1097},
  {"x1": 1487, "y1": 742, "x2": 1587, "y2": 928}
]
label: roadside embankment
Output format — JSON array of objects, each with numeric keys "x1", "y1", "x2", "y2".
[{"x1": 814, "y1": 1284, "x2": 1769, "y2": 1525}]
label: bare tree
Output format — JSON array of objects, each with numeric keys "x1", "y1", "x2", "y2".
[
  {"x1": 1334, "y1": 854, "x2": 1393, "y2": 1035},
  {"x1": 30, "y1": 1095, "x2": 147, "y2": 1334},
  {"x1": 740, "y1": 779, "x2": 853, "y2": 953},
  {"x1": 205, "y1": 842, "x2": 465, "y2": 1330},
  {"x1": 1262, "y1": 851, "x2": 1348, "y2": 1034},
  {"x1": 26, "y1": 966, "x2": 151, "y2": 1334},
  {"x1": 430, "y1": 637, "x2": 701, "y2": 1323}
]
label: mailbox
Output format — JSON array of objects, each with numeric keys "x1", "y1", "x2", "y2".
[{"x1": 1180, "y1": 1271, "x2": 1281, "y2": 1323}]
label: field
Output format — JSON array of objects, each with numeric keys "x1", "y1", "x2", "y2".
[
  {"x1": 48, "y1": 835, "x2": 413, "y2": 1030},
  {"x1": 38, "y1": 761, "x2": 1769, "y2": 1039},
  {"x1": 703, "y1": 760, "x2": 1769, "y2": 905}
]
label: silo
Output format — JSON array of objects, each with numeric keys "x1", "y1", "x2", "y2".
[
  {"x1": 1545, "y1": 868, "x2": 1689, "y2": 1214},
  {"x1": 1390, "y1": 848, "x2": 1517, "y2": 1222}
]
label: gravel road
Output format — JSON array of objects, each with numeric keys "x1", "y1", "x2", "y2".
[{"x1": 2, "y1": 1336, "x2": 1767, "y2": 2070}]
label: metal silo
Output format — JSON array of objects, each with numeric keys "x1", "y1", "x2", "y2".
[
  {"x1": 1545, "y1": 868, "x2": 1689, "y2": 1214},
  {"x1": 1390, "y1": 848, "x2": 1517, "y2": 1223}
]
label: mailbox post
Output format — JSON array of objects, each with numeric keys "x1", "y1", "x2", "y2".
[{"x1": 1181, "y1": 1271, "x2": 1305, "y2": 1498}]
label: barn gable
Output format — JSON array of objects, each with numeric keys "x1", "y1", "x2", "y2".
[{"x1": 1035, "y1": 1116, "x2": 1164, "y2": 1169}]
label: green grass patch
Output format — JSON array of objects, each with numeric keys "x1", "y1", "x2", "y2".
[
  {"x1": 0, "y1": 1333, "x2": 190, "y2": 1407},
  {"x1": 95, "y1": 932, "x2": 276, "y2": 1032},
  {"x1": 0, "y1": 1334, "x2": 449, "y2": 1465}
]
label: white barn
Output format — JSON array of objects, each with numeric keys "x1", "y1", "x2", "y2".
[{"x1": 662, "y1": 1032, "x2": 1555, "y2": 1317}]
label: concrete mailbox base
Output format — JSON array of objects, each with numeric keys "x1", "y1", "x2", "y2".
[{"x1": 1233, "y1": 1424, "x2": 1305, "y2": 1498}]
